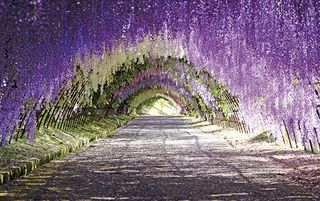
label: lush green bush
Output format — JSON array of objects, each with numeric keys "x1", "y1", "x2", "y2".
[{"x1": 250, "y1": 131, "x2": 276, "y2": 143}]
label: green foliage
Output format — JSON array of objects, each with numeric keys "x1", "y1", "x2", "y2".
[
  {"x1": 136, "y1": 96, "x2": 164, "y2": 112},
  {"x1": 136, "y1": 96, "x2": 180, "y2": 115},
  {"x1": 183, "y1": 81, "x2": 207, "y2": 113},
  {"x1": 94, "y1": 58, "x2": 152, "y2": 109},
  {"x1": 250, "y1": 131, "x2": 275, "y2": 143},
  {"x1": 207, "y1": 80, "x2": 239, "y2": 120},
  {"x1": 25, "y1": 97, "x2": 35, "y2": 109},
  {"x1": 111, "y1": 98, "x2": 121, "y2": 110},
  {"x1": 188, "y1": 109, "x2": 199, "y2": 117},
  {"x1": 125, "y1": 86, "x2": 188, "y2": 115},
  {"x1": 131, "y1": 108, "x2": 137, "y2": 115},
  {"x1": 0, "y1": 114, "x2": 134, "y2": 173}
]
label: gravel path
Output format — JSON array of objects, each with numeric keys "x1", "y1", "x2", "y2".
[{"x1": 0, "y1": 116, "x2": 316, "y2": 200}]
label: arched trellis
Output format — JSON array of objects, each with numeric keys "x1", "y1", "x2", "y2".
[
  {"x1": 114, "y1": 69, "x2": 246, "y2": 131},
  {"x1": 113, "y1": 71, "x2": 206, "y2": 115},
  {"x1": 18, "y1": 56, "x2": 216, "y2": 142},
  {"x1": 6, "y1": 54, "x2": 248, "y2": 144},
  {"x1": 124, "y1": 87, "x2": 189, "y2": 115}
]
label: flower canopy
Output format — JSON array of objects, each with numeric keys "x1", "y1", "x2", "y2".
[{"x1": 0, "y1": 1, "x2": 319, "y2": 149}]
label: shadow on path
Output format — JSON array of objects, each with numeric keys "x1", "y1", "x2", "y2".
[{"x1": 0, "y1": 115, "x2": 315, "y2": 200}]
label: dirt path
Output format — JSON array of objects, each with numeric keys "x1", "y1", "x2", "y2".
[{"x1": 0, "y1": 116, "x2": 316, "y2": 200}]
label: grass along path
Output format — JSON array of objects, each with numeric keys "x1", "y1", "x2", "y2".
[
  {"x1": 0, "y1": 114, "x2": 135, "y2": 185},
  {"x1": 0, "y1": 115, "x2": 317, "y2": 200}
]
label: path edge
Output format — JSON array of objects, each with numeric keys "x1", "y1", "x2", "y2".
[{"x1": 0, "y1": 115, "x2": 135, "y2": 186}]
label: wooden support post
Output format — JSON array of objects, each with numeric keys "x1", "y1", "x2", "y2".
[
  {"x1": 282, "y1": 120, "x2": 293, "y2": 148},
  {"x1": 309, "y1": 140, "x2": 314, "y2": 153}
]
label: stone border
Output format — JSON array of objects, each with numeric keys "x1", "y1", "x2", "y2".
[{"x1": 0, "y1": 116, "x2": 133, "y2": 186}]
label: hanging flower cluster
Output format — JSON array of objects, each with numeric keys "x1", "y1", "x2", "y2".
[{"x1": 115, "y1": 71, "x2": 195, "y2": 105}]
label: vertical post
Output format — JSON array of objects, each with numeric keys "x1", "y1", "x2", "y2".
[
  {"x1": 282, "y1": 120, "x2": 293, "y2": 148},
  {"x1": 309, "y1": 140, "x2": 314, "y2": 153}
]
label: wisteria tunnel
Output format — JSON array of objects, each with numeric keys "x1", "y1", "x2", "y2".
[{"x1": 0, "y1": 0, "x2": 319, "y2": 200}]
